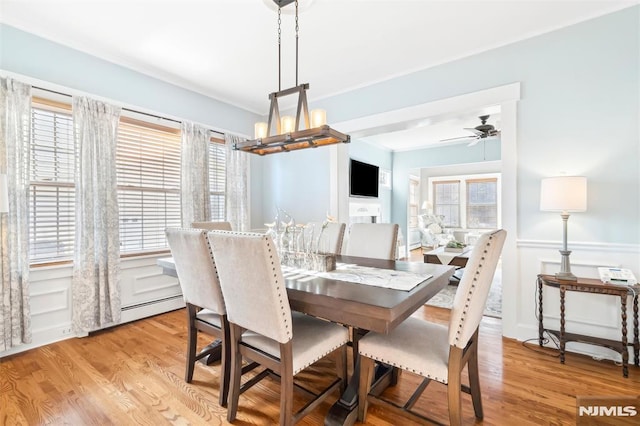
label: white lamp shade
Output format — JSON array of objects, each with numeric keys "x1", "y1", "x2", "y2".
[
  {"x1": 540, "y1": 176, "x2": 587, "y2": 212},
  {"x1": 0, "y1": 173, "x2": 8, "y2": 213}
]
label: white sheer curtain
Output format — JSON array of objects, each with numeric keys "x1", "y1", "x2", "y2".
[
  {"x1": 0, "y1": 78, "x2": 32, "y2": 351},
  {"x1": 225, "y1": 134, "x2": 249, "y2": 231},
  {"x1": 72, "y1": 97, "x2": 121, "y2": 335},
  {"x1": 181, "y1": 122, "x2": 210, "y2": 227}
]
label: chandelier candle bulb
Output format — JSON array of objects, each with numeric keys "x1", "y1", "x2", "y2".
[
  {"x1": 281, "y1": 115, "x2": 295, "y2": 133},
  {"x1": 310, "y1": 109, "x2": 327, "y2": 128},
  {"x1": 254, "y1": 122, "x2": 268, "y2": 139}
]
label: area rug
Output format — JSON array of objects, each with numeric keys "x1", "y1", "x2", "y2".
[{"x1": 425, "y1": 268, "x2": 502, "y2": 318}]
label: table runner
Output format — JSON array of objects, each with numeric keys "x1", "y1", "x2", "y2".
[{"x1": 282, "y1": 263, "x2": 432, "y2": 291}]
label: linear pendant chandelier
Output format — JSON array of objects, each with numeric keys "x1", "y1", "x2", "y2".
[{"x1": 234, "y1": 0, "x2": 350, "y2": 155}]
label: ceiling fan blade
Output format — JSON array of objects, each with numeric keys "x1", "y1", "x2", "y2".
[
  {"x1": 464, "y1": 127, "x2": 484, "y2": 137},
  {"x1": 440, "y1": 135, "x2": 475, "y2": 142}
]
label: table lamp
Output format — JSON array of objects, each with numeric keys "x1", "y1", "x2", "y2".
[{"x1": 540, "y1": 176, "x2": 587, "y2": 280}]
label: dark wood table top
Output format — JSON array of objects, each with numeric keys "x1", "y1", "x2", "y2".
[{"x1": 158, "y1": 255, "x2": 454, "y2": 334}]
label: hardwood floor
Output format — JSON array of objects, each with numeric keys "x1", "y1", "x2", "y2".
[{"x1": 1, "y1": 306, "x2": 639, "y2": 425}]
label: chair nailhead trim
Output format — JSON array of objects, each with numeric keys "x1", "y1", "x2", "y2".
[
  {"x1": 360, "y1": 353, "x2": 447, "y2": 385},
  {"x1": 453, "y1": 235, "x2": 495, "y2": 346}
]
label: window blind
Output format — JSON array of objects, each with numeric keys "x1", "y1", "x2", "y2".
[
  {"x1": 29, "y1": 104, "x2": 75, "y2": 263},
  {"x1": 209, "y1": 140, "x2": 226, "y2": 220},
  {"x1": 116, "y1": 120, "x2": 181, "y2": 253}
]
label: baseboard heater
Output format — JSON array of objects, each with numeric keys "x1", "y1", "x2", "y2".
[
  {"x1": 121, "y1": 294, "x2": 184, "y2": 311},
  {"x1": 120, "y1": 295, "x2": 185, "y2": 325}
]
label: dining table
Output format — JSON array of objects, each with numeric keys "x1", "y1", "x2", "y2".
[{"x1": 158, "y1": 254, "x2": 454, "y2": 426}]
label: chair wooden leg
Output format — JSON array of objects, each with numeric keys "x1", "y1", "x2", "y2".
[
  {"x1": 468, "y1": 344, "x2": 483, "y2": 419},
  {"x1": 280, "y1": 341, "x2": 294, "y2": 426},
  {"x1": 226, "y1": 324, "x2": 243, "y2": 422},
  {"x1": 335, "y1": 346, "x2": 348, "y2": 393},
  {"x1": 357, "y1": 356, "x2": 375, "y2": 422},
  {"x1": 185, "y1": 304, "x2": 198, "y2": 383},
  {"x1": 218, "y1": 319, "x2": 231, "y2": 407},
  {"x1": 448, "y1": 347, "x2": 463, "y2": 426}
]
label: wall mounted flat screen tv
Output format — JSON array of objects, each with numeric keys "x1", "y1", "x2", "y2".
[{"x1": 350, "y1": 159, "x2": 379, "y2": 198}]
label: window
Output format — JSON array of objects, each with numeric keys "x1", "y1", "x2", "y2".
[
  {"x1": 209, "y1": 138, "x2": 226, "y2": 220},
  {"x1": 429, "y1": 174, "x2": 500, "y2": 230},
  {"x1": 29, "y1": 100, "x2": 75, "y2": 263},
  {"x1": 466, "y1": 178, "x2": 498, "y2": 229},
  {"x1": 116, "y1": 118, "x2": 181, "y2": 254},
  {"x1": 433, "y1": 180, "x2": 460, "y2": 227},
  {"x1": 27, "y1": 92, "x2": 226, "y2": 261},
  {"x1": 408, "y1": 177, "x2": 419, "y2": 227}
]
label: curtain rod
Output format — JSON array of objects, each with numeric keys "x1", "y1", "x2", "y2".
[{"x1": 32, "y1": 85, "x2": 225, "y2": 137}]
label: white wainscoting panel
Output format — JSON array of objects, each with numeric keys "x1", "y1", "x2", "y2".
[
  {"x1": 120, "y1": 254, "x2": 182, "y2": 309},
  {"x1": 1, "y1": 254, "x2": 183, "y2": 359}
]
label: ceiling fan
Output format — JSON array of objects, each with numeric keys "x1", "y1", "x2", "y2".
[{"x1": 441, "y1": 115, "x2": 500, "y2": 146}]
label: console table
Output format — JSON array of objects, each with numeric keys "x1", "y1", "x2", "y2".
[{"x1": 537, "y1": 274, "x2": 639, "y2": 377}]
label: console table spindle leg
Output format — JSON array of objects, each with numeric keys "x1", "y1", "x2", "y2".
[
  {"x1": 634, "y1": 294, "x2": 639, "y2": 367},
  {"x1": 538, "y1": 277, "x2": 544, "y2": 347},
  {"x1": 560, "y1": 286, "x2": 566, "y2": 364},
  {"x1": 621, "y1": 295, "x2": 629, "y2": 378}
]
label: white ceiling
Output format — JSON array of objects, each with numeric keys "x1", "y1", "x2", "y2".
[{"x1": 1, "y1": 0, "x2": 636, "y2": 149}]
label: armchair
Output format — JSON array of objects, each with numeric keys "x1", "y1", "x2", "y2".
[{"x1": 417, "y1": 214, "x2": 447, "y2": 248}]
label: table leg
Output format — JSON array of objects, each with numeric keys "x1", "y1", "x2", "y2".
[
  {"x1": 560, "y1": 286, "x2": 566, "y2": 364},
  {"x1": 538, "y1": 277, "x2": 544, "y2": 347},
  {"x1": 325, "y1": 329, "x2": 363, "y2": 426},
  {"x1": 324, "y1": 329, "x2": 398, "y2": 426},
  {"x1": 621, "y1": 295, "x2": 629, "y2": 378},
  {"x1": 201, "y1": 340, "x2": 223, "y2": 365}
]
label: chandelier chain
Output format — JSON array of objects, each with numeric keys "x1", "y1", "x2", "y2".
[
  {"x1": 295, "y1": 0, "x2": 299, "y2": 86},
  {"x1": 278, "y1": 6, "x2": 282, "y2": 91}
]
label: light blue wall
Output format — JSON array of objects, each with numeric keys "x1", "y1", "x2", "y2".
[
  {"x1": 254, "y1": 137, "x2": 394, "y2": 227},
  {"x1": 257, "y1": 147, "x2": 332, "y2": 226},
  {"x1": 0, "y1": 24, "x2": 257, "y2": 136},
  {"x1": 266, "y1": 6, "x2": 639, "y2": 244}
]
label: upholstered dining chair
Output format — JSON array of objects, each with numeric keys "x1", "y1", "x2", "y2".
[
  {"x1": 191, "y1": 221, "x2": 232, "y2": 231},
  {"x1": 344, "y1": 223, "x2": 399, "y2": 260},
  {"x1": 306, "y1": 221, "x2": 346, "y2": 255},
  {"x1": 357, "y1": 229, "x2": 507, "y2": 425},
  {"x1": 165, "y1": 228, "x2": 231, "y2": 407},
  {"x1": 208, "y1": 231, "x2": 349, "y2": 425}
]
